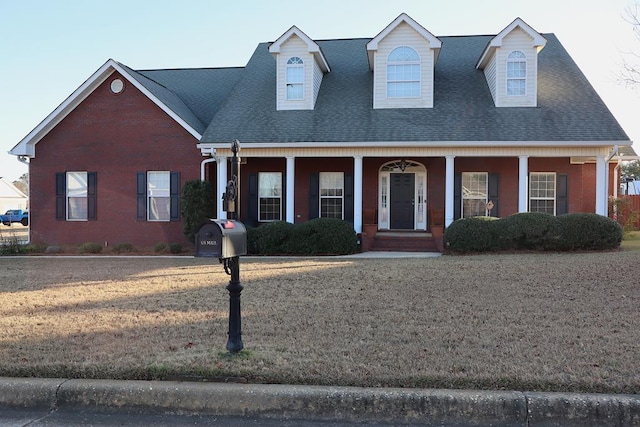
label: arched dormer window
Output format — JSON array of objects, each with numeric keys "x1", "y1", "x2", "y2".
[
  {"x1": 286, "y1": 56, "x2": 304, "y2": 100},
  {"x1": 387, "y1": 46, "x2": 420, "y2": 98},
  {"x1": 506, "y1": 51, "x2": 526, "y2": 96}
]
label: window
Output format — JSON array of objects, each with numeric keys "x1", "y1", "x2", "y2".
[
  {"x1": 506, "y1": 51, "x2": 526, "y2": 96},
  {"x1": 147, "y1": 171, "x2": 170, "y2": 221},
  {"x1": 259, "y1": 172, "x2": 282, "y2": 221},
  {"x1": 136, "y1": 171, "x2": 180, "y2": 222},
  {"x1": 529, "y1": 173, "x2": 556, "y2": 215},
  {"x1": 286, "y1": 57, "x2": 304, "y2": 100},
  {"x1": 387, "y1": 46, "x2": 420, "y2": 98},
  {"x1": 462, "y1": 172, "x2": 488, "y2": 217},
  {"x1": 320, "y1": 172, "x2": 344, "y2": 219},
  {"x1": 56, "y1": 171, "x2": 97, "y2": 221},
  {"x1": 67, "y1": 172, "x2": 88, "y2": 220}
]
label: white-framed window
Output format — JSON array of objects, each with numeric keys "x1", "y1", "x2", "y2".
[
  {"x1": 286, "y1": 56, "x2": 304, "y2": 100},
  {"x1": 147, "y1": 171, "x2": 170, "y2": 221},
  {"x1": 67, "y1": 171, "x2": 88, "y2": 220},
  {"x1": 319, "y1": 172, "x2": 344, "y2": 219},
  {"x1": 529, "y1": 172, "x2": 556, "y2": 215},
  {"x1": 387, "y1": 46, "x2": 420, "y2": 98},
  {"x1": 506, "y1": 50, "x2": 526, "y2": 96},
  {"x1": 259, "y1": 172, "x2": 282, "y2": 221},
  {"x1": 462, "y1": 172, "x2": 488, "y2": 217}
]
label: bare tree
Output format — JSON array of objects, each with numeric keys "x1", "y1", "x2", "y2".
[
  {"x1": 12, "y1": 173, "x2": 28, "y2": 195},
  {"x1": 620, "y1": 3, "x2": 640, "y2": 86}
]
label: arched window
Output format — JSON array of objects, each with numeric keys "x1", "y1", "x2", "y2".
[
  {"x1": 387, "y1": 46, "x2": 420, "y2": 98},
  {"x1": 286, "y1": 56, "x2": 304, "y2": 100},
  {"x1": 506, "y1": 51, "x2": 526, "y2": 96}
]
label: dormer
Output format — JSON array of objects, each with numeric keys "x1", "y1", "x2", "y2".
[
  {"x1": 476, "y1": 18, "x2": 547, "y2": 107},
  {"x1": 269, "y1": 26, "x2": 330, "y2": 111},
  {"x1": 366, "y1": 13, "x2": 442, "y2": 109}
]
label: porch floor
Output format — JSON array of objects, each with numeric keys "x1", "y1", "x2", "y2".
[{"x1": 363, "y1": 230, "x2": 442, "y2": 253}]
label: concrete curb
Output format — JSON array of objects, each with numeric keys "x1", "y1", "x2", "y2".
[{"x1": 0, "y1": 378, "x2": 638, "y2": 426}]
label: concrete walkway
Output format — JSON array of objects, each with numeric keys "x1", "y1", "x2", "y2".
[{"x1": 1, "y1": 377, "x2": 638, "y2": 426}]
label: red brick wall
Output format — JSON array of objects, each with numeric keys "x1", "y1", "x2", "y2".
[{"x1": 29, "y1": 72, "x2": 203, "y2": 249}]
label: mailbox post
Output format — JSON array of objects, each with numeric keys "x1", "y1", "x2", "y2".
[
  {"x1": 195, "y1": 140, "x2": 245, "y2": 353},
  {"x1": 225, "y1": 139, "x2": 243, "y2": 352}
]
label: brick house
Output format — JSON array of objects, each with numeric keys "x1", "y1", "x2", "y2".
[{"x1": 10, "y1": 14, "x2": 634, "y2": 251}]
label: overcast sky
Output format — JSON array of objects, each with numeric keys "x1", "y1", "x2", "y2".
[{"x1": 1, "y1": 0, "x2": 639, "y2": 182}]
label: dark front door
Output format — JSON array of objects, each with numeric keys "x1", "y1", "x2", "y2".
[{"x1": 390, "y1": 173, "x2": 414, "y2": 229}]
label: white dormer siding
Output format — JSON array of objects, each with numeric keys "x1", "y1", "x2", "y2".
[
  {"x1": 269, "y1": 26, "x2": 330, "y2": 111},
  {"x1": 477, "y1": 18, "x2": 547, "y2": 108}
]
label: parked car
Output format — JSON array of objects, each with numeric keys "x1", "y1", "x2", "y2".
[{"x1": 1, "y1": 209, "x2": 28, "y2": 226}]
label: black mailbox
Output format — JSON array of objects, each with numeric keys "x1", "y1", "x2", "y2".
[{"x1": 195, "y1": 219, "x2": 246, "y2": 259}]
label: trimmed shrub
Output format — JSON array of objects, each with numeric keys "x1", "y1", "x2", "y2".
[
  {"x1": 290, "y1": 218, "x2": 358, "y2": 255},
  {"x1": 181, "y1": 180, "x2": 214, "y2": 244},
  {"x1": 112, "y1": 242, "x2": 135, "y2": 254},
  {"x1": 252, "y1": 221, "x2": 296, "y2": 255},
  {"x1": 79, "y1": 242, "x2": 102, "y2": 254},
  {"x1": 168, "y1": 243, "x2": 183, "y2": 254},
  {"x1": 444, "y1": 216, "x2": 499, "y2": 253},
  {"x1": 154, "y1": 243, "x2": 169, "y2": 253},
  {"x1": 496, "y1": 212, "x2": 561, "y2": 251},
  {"x1": 556, "y1": 213, "x2": 623, "y2": 251},
  {"x1": 45, "y1": 245, "x2": 64, "y2": 254},
  {"x1": 445, "y1": 212, "x2": 622, "y2": 254}
]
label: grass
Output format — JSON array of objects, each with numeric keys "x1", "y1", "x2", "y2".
[{"x1": 0, "y1": 250, "x2": 639, "y2": 394}]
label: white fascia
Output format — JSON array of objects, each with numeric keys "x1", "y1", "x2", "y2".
[
  {"x1": 269, "y1": 25, "x2": 330, "y2": 73},
  {"x1": 476, "y1": 17, "x2": 547, "y2": 69}
]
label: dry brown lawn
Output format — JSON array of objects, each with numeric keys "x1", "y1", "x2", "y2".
[{"x1": 0, "y1": 250, "x2": 638, "y2": 394}]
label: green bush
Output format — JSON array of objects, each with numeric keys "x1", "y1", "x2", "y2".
[
  {"x1": 290, "y1": 218, "x2": 358, "y2": 255},
  {"x1": 112, "y1": 242, "x2": 135, "y2": 254},
  {"x1": 444, "y1": 216, "x2": 499, "y2": 253},
  {"x1": 247, "y1": 218, "x2": 357, "y2": 255},
  {"x1": 251, "y1": 221, "x2": 296, "y2": 254},
  {"x1": 445, "y1": 212, "x2": 622, "y2": 254},
  {"x1": 181, "y1": 180, "x2": 214, "y2": 244},
  {"x1": 154, "y1": 242, "x2": 169, "y2": 253},
  {"x1": 78, "y1": 242, "x2": 102, "y2": 254},
  {"x1": 168, "y1": 243, "x2": 183, "y2": 254},
  {"x1": 556, "y1": 213, "x2": 623, "y2": 251},
  {"x1": 496, "y1": 212, "x2": 561, "y2": 251}
]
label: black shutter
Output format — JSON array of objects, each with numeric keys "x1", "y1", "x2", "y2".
[
  {"x1": 557, "y1": 173, "x2": 568, "y2": 215},
  {"x1": 309, "y1": 173, "x2": 319, "y2": 219},
  {"x1": 488, "y1": 173, "x2": 499, "y2": 217},
  {"x1": 87, "y1": 172, "x2": 97, "y2": 221},
  {"x1": 247, "y1": 173, "x2": 258, "y2": 226},
  {"x1": 136, "y1": 172, "x2": 147, "y2": 221},
  {"x1": 170, "y1": 172, "x2": 180, "y2": 221},
  {"x1": 454, "y1": 173, "x2": 462, "y2": 220},
  {"x1": 55, "y1": 172, "x2": 65, "y2": 220},
  {"x1": 344, "y1": 173, "x2": 354, "y2": 223}
]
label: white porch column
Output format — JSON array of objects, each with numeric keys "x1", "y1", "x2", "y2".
[
  {"x1": 595, "y1": 155, "x2": 607, "y2": 216},
  {"x1": 445, "y1": 155, "x2": 455, "y2": 227},
  {"x1": 353, "y1": 156, "x2": 363, "y2": 233},
  {"x1": 217, "y1": 156, "x2": 228, "y2": 220},
  {"x1": 518, "y1": 156, "x2": 529, "y2": 213},
  {"x1": 286, "y1": 156, "x2": 295, "y2": 223}
]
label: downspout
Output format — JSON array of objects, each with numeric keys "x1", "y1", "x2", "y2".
[
  {"x1": 17, "y1": 156, "x2": 30, "y2": 244},
  {"x1": 200, "y1": 148, "x2": 216, "y2": 181}
]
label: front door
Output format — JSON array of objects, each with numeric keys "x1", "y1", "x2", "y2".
[{"x1": 390, "y1": 173, "x2": 414, "y2": 229}]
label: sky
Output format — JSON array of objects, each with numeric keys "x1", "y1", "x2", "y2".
[{"x1": 1, "y1": 0, "x2": 640, "y2": 183}]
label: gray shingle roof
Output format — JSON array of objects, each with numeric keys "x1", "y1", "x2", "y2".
[{"x1": 199, "y1": 34, "x2": 630, "y2": 144}]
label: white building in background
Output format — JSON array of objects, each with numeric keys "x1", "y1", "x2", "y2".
[{"x1": 0, "y1": 177, "x2": 28, "y2": 213}]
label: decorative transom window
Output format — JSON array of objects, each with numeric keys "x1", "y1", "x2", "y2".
[
  {"x1": 320, "y1": 172, "x2": 344, "y2": 219},
  {"x1": 529, "y1": 173, "x2": 556, "y2": 215},
  {"x1": 387, "y1": 46, "x2": 420, "y2": 98},
  {"x1": 259, "y1": 172, "x2": 282, "y2": 221},
  {"x1": 147, "y1": 171, "x2": 170, "y2": 221},
  {"x1": 67, "y1": 171, "x2": 88, "y2": 220},
  {"x1": 286, "y1": 56, "x2": 304, "y2": 100},
  {"x1": 506, "y1": 51, "x2": 526, "y2": 96},
  {"x1": 462, "y1": 172, "x2": 488, "y2": 217}
]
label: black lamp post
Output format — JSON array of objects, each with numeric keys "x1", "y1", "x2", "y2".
[{"x1": 223, "y1": 139, "x2": 243, "y2": 353}]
